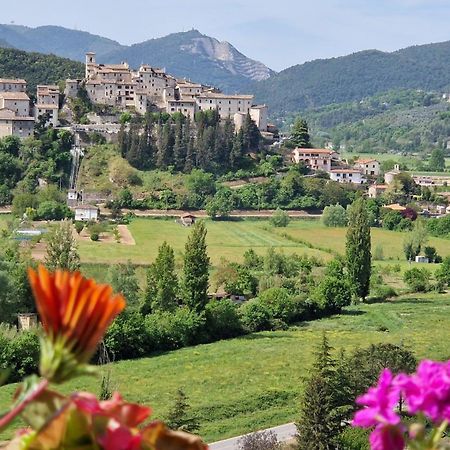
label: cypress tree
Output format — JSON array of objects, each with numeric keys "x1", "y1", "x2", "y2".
[
  {"x1": 297, "y1": 334, "x2": 340, "y2": 450},
  {"x1": 173, "y1": 115, "x2": 186, "y2": 171},
  {"x1": 45, "y1": 219, "x2": 80, "y2": 271},
  {"x1": 182, "y1": 221, "x2": 210, "y2": 312},
  {"x1": 290, "y1": 117, "x2": 311, "y2": 148},
  {"x1": 346, "y1": 197, "x2": 371, "y2": 301},
  {"x1": 142, "y1": 241, "x2": 178, "y2": 314}
]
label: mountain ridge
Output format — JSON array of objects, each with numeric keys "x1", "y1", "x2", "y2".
[{"x1": 0, "y1": 25, "x2": 272, "y2": 93}]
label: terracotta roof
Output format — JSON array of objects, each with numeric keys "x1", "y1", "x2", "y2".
[
  {"x1": 356, "y1": 158, "x2": 378, "y2": 164},
  {"x1": 198, "y1": 92, "x2": 254, "y2": 100},
  {"x1": 294, "y1": 148, "x2": 336, "y2": 155},
  {"x1": 330, "y1": 169, "x2": 362, "y2": 174},
  {"x1": 0, "y1": 92, "x2": 30, "y2": 100},
  {"x1": 0, "y1": 78, "x2": 26, "y2": 84}
]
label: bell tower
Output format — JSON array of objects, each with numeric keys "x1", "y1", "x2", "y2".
[{"x1": 85, "y1": 52, "x2": 96, "y2": 79}]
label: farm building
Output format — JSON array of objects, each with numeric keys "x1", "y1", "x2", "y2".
[{"x1": 75, "y1": 205, "x2": 99, "y2": 222}]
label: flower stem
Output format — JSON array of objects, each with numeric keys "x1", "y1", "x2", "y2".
[{"x1": 0, "y1": 378, "x2": 49, "y2": 430}]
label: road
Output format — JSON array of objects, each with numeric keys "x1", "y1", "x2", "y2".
[{"x1": 209, "y1": 422, "x2": 296, "y2": 450}]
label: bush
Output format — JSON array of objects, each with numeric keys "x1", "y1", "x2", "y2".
[
  {"x1": 270, "y1": 209, "x2": 290, "y2": 227},
  {"x1": 258, "y1": 287, "x2": 298, "y2": 323},
  {"x1": 436, "y1": 256, "x2": 450, "y2": 285},
  {"x1": 337, "y1": 427, "x2": 370, "y2": 450},
  {"x1": 322, "y1": 204, "x2": 348, "y2": 227},
  {"x1": 36, "y1": 201, "x2": 73, "y2": 221},
  {"x1": 238, "y1": 430, "x2": 280, "y2": 450},
  {"x1": 104, "y1": 311, "x2": 148, "y2": 360},
  {"x1": 90, "y1": 231, "x2": 99, "y2": 241},
  {"x1": 403, "y1": 267, "x2": 431, "y2": 292},
  {"x1": 315, "y1": 276, "x2": 352, "y2": 312},
  {"x1": 74, "y1": 221, "x2": 84, "y2": 234},
  {"x1": 144, "y1": 308, "x2": 205, "y2": 351},
  {"x1": 0, "y1": 330, "x2": 40, "y2": 383},
  {"x1": 205, "y1": 300, "x2": 243, "y2": 340},
  {"x1": 239, "y1": 299, "x2": 272, "y2": 332}
]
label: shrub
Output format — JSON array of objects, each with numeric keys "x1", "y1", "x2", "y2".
[
  {"x1": 258, "y1": 287, "x2": 298, "y2": 323},
  {"x1": 90, "y1": 231, "x2": 99, "y2": 241},
  {"x1": 337, "y1": 427, "x2": 370, "y2": 450},
  {"x1": 0, "y1": 330, "x2": 40, "y2": 382},
  {"x1": 104, "y1": 311, "x2": 148, "y2": 360},
  {"x1": 238, "y1": 430, "x2": 280, "y2": 450},
  {"x1": 270, "y1": 209, "x2": 290, "y2": 227},
  {"x1": 144, "y1": 308, "x2": 205, "y2": 351},
  {"x1": 74, "y1": 221, "x2": 84, "y2": 234},
  {"x1": 436, "y1": 256, "x2": 450, "y2": 285},
  {"x1": 403, "y1": 267, "x2": 431, "y2": 292},
  {"x1": 315, "y1": 276, "x2": 352, "y2": 312},
  {"x1": 424, "y1": 246, "x2": 440, "y2": 263},
  {"x1": 239, "y1": 299, "x2": 272, "y2": 332},
  {"x1": 205, "y1": 300, "x2": 243, "y2": 340},
  {"x1": 322, "y1": 204, "x2": 348, "y2": 227}
]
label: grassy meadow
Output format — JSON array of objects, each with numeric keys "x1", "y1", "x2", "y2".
[
  {"x1": 78, "y1": 217, "x2": 450, "y2": 268},
  {"x1": 1, "y1": 294, "x2": 449, "y2": 442}
]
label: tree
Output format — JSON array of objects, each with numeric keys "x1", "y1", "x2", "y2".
[
  {"x1": 346, "y1": 197, "x2": 371, "y2": 300},
  {"x1": 290, "y1": 118, "x2": 311, "y2": 148},
  {"x1": 428, "y1": 148, "x2": 445, "y2": 172},
  {"x1": 182, "y1": 221, "x2": 210, "y2": 312},
  {"x1": 403, "y1": 219, "x2": 428, "y2": 261},
  {"x1": 403, "y1": 267, "x2": 431, "y2": 292},
  {"x1": 166, "y1": 388, "x2": 199, "y2": 433},
  {"x1": 44, "y1": 220, "x2": 80, "y2": 271},
  {"x1": 322, "y1": 204, "x2": 348, "y2": 227},
  {"x1": 270, "y1": 208, "x2": 290, "y2": 227},
  {"x1": 297, "y1": 334, "x2": 339, "y2": 450},
  {"x1": 108, "y1": 261, "x2": 141, "y2": 309},
  {"x1": 142, "y1": 242, "x2": 178, "y2": 314},
  {"x1": 315, "y1": 276, "x2": 352, "y2": 313}
]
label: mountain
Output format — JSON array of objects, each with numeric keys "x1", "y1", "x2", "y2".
[
  {"x1": 252, "y1": 41, "x2": 450, "y2": 117},
  {"x1": 0, "y1": 24, "x2": 123, "y2": 61},
  {"x1": 0, "y1": 47, "x2": 84, "y2": 93},
  {"x1": 0, "y1": 25, "x2": 273, "y2": 93},
  {"x1": 101, "y1": 30, "x2": 273, "y2": 92}
]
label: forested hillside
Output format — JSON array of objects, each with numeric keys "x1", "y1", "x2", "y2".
[
  {"x1": 253, "y1": 42, "x2": 450, "y2": 117},
  {"x1": 302, "y1": 90, "x2": 450, "y2": 155},
  {"x1": 0, "y1": 24, "x2": 123, "y2": 60},
  {"x1": 0, "y1": 47, "x2": 84, "y2": 93}
]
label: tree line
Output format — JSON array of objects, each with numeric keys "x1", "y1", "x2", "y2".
[{"x1": 118, "y1": 110, "x2": 262, "y2": 174}]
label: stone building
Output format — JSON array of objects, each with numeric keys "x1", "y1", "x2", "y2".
[
  {"x1": 34, "y1": 85, "x2": 60, "y2": 126},
  {"x1": 0, "y1": 78, "x2": 34, "y2": 138}
]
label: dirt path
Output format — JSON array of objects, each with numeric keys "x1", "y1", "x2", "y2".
[{"x1": 118, "y1": 224, "x2": 135, "y2": 245}]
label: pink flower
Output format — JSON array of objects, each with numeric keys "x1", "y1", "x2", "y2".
[
  {"x1": 72, "y1": 392, "x2": 151, "y2": 427},
  {"x1": 97, "y1": 419, "x2": 142, "y2": 450},
  {"x1": 395, "y1": 360, "x2": 450, "y2": 422},
  {"x1": 353, "y1": 369, "x2": 401, "y2": 428},
  {"x1": 369, "y1": 424, "x2": 405, "y2": 450}
]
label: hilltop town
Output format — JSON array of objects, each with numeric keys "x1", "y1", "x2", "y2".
[{"x1": 0, "y1": 52, "x2": 271, "y2": 142}]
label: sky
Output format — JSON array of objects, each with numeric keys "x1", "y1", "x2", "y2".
[{"x1": 3, "y1": 0, "x2": 450, "y2": 71}]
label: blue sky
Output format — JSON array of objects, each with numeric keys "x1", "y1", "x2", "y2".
[{"x1": 4, "y1": 0, "x2": 450, "y2": 71}]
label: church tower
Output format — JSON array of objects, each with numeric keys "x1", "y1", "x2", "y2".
[{"x1": 85, "y1": 52, "x2": 96, "y2": 79}]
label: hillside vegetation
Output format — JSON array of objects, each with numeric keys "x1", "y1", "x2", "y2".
[
  {"x1": 0, "y1": 47, "x2": 84, "y2": 93},
  {"x1": 253, "y1": 42, "x2": 450, "y2": 116},
  {"x1": 301, "y1": 90, "x2": 450, "y2": 155}
]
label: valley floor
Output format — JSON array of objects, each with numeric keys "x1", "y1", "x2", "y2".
[{"x1": 1, "y1": 293, "x2": 449, "y2": 442}]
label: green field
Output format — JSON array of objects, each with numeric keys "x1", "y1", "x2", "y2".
[
  {"x1": 78, "y1": 218, "x2": 450, "y2": 267},
  {"x1": 1, "y1": 294, "x2": 449, "y2": 442}
]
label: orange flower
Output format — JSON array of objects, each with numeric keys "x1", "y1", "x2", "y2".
[{"x1": 28, "y1": 265, "x2": 125, "y2": 382}]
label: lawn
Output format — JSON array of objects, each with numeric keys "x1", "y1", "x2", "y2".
[
  {"x1": 77, "y1": 218, "x2": 450, "y2": 268},
  {"x1": 1, "y1": 294, "x2": 449, "y2": 443}
]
